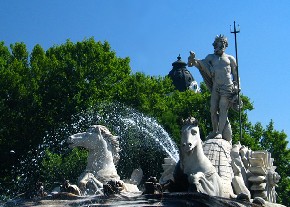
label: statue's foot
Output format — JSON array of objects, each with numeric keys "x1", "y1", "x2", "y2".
[
  {"x1": 206, "y1": 131, "x2": 217, "y2": 140},
  {"x1": 214, "y1": 133, "x2": 223, "y2": 139}
]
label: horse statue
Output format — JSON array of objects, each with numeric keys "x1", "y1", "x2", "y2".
[
  {"x1": 169, "y1": 117, "x2": 224, "y2": 197},
  {"x1": 68, "y1": 125, "x2": 141, "y2": 194}
]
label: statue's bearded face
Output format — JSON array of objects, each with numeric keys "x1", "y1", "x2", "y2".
[{"x1": 214, "y1": 40, "x2": 227, "y2": 55}]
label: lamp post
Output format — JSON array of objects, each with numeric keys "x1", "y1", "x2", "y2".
[{"x1": 168, "y1": 55, "x2": 197, "y2": 92}]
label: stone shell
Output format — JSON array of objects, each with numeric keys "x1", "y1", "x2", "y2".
[
  {"x1": 203, "y1": 138, "x2": 233, "y2": 180},
  {"x1": 203, "y1": 139, "x2": 234, "y2": 196}
]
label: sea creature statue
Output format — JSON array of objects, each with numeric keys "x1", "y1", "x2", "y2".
[
  {"x1": 230, "y1": 143, "x2": 250, "y2": 199},
  {"x1": 248, "y1": 150, "x2": 281, "y2": 203},
  {"x1": 68, "y1": 125, "x2": 141, "y2": 194},
  {"x1": 174, "y1": 117, "x2": 224, "y2": 197},
  {"x1": 160, "y1": 134, "x2": 282, "y2": 204}
]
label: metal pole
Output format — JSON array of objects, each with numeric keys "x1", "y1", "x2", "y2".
[{"x1": 230, "y1": 21, "x2": 242, "y2": 141}]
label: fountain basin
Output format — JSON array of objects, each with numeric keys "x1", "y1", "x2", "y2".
[{"x1": 3, "y1": 192, "x2": 257, "y2": 207}]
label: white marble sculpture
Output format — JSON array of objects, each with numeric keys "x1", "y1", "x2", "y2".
[
  {"x1": 230, "y1": 143, "x2": 251, "y2": 198},
  {"x1": 188, "y1": 35, "x2": 241, "y2": 141},
  {"x1": 179, "y1": 117, "x2": 224, "y2": 197},
  {"x1": 68, "y1": 125, "x2": 141, "y2": 194},
  {"x1": 203, "y1": 138, "x2": 235, "y2": 197},
  {"x1": 159, "y1": 117, "x2": 282, "y2": 202},
  {"x1": 248, "y1": 150, "x2": 281, "y2": 203}
]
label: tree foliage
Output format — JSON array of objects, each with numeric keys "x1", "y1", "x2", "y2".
[
  {"x1": 0, "y1": 39, "x2": 289, "y2": 205},
  {"x1": 40, "y1": 148, "x2": 88, "y2": 190}
]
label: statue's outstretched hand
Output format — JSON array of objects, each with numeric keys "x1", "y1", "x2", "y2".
[
  {"x1": 188, "y1": 51, "x2": 196, "y2": 67},
  {"x1": 189, "y1": 51, "x2": 195, "y2": 58}
]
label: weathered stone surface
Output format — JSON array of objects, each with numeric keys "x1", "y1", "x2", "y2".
[
  {"x1": 203, "y1": 138, "x2": 233, "y2": 180},
  {"x1": 248, "y1": 175, "x2": 266, "y2": 183},
  {"x1": 249, "y1": 158, "x2": 265, "y2": 167},
  {"x1": 249, "y1": 166, "x2": 267, "y2": 175},
  {"x1": 253, "y1": 191, "x2": 267, "y2": 199},
  {"x1": 251, "y1": 183, "x2": 267, "y2": 191},
  {"x1": 203, "y1": 138, "x2": 234, "y2": 197}
]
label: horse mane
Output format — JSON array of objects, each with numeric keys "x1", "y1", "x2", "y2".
[
  {"x1": 181, "y1": 117, "x2": 198, "y2": 127},
  {"x1": 96, "y1": 125, "x2": 120, "y2": 165}
]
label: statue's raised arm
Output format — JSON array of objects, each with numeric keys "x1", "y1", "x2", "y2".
[
  {"x1": 187, "y1": 51, "x2": 214, "y2": 92},
  {"x1": 187, "y1": 51, "x2": 197, "y2": 67}
]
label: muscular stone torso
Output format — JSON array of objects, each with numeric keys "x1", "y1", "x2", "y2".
[{"x1": 207, "y1": 54, "x2": 234, "y2": 87}]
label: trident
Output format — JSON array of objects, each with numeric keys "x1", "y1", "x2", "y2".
[{"x1": 231, "y1": 21, "x2": 242, "y2": 141}]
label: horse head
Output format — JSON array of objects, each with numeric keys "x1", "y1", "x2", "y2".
[
  {"x1": 68, "y1": 125, "x2": 122, "y2": 191},
  {"x1": 68, "y1": 125, "x2": 120, "y2": 164},
  {"x1": 68, "y1": 125, "x2": 104, "y2": 150},
  {"x1": 180, "y1": 117, "x2": 201, "y2": 154}
]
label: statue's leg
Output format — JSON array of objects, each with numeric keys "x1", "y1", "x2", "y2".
[
  {"x1": 217, "y1": 96, "x2": 230, "y2": 138},
  {"x1": 209, "y1": 90, "x2": 219, "y2": 137},
  {"x1": 222, "y1": 119, "x2": 232, "y2": 142}
]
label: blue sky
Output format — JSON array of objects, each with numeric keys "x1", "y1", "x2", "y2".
[{"x1": 1, "y1": 1, "x2": 289, "y2": 145}]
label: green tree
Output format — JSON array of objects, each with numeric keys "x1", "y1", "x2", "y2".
[
  {"x1": 0, "y1": 42, "x2": 38, "y2": 189},
  {"x1": 40, "y1": 148, "x2": 88, "y2": 190},
  {"x1": 0, "y1": 38, "x2": 134, "y2": 197}
]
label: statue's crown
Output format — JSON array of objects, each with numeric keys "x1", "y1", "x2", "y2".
[{"x1": 213, "y1": 34, "x2": 228, "y2": 47}]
